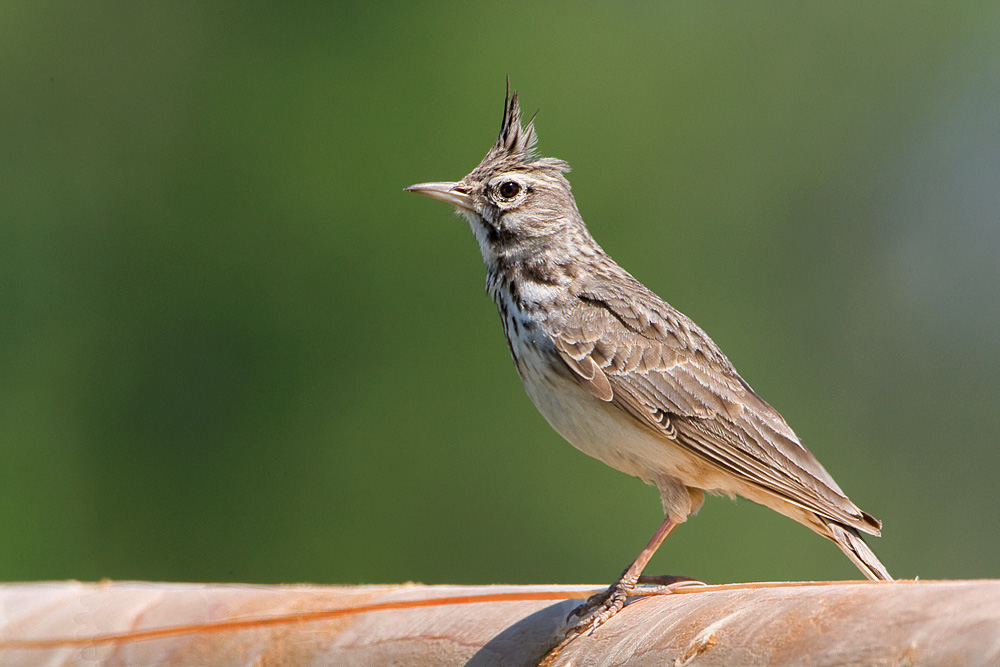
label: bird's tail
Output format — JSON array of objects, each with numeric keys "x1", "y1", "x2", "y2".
[{"x1": 823, "y1": 519, "x2": 893, "y2": 581}]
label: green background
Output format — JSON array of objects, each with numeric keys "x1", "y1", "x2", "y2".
[{"x1": 3, "y1": 3, "x2": 999, "y2": 587}]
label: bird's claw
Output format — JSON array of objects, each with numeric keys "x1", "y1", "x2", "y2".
[
  {"x1": 565, "y1": 575, "x2": 705, "y2": 637},
  {"x1": 565, "y1": 582, "x2": 629, "y2": 637}
]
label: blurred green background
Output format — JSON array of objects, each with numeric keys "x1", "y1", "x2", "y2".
[{"x1": 2, "y1": 3, "x2": 999, "y2": 587}]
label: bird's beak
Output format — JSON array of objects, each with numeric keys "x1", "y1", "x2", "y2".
[{"x1": 405, "y1": 181, "x2": 473, "y2": 211}]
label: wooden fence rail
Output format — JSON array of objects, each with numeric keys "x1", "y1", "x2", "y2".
[{"x1": 1, "y1": 580, "x2": 998, "y2": 665}]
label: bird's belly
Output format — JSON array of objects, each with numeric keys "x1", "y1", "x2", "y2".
[{"x1": 512, "y1": 338, "x2": 723, "y2": 495}]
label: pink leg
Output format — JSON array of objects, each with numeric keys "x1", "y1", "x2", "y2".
[
  {"x1": 618, "y1": 516, "x2": 678, "y2": 586},
  {"x1": 569, "y1": 517, "x2": 692, "y2": 635}
]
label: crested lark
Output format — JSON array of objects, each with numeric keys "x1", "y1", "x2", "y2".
[{"x1": 407, "y1": 84, "x2": 891, "y2": 634}]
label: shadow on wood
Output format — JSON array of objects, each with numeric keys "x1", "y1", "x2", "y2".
[{"x1": 1, "y1": 580, "x2": 998, "y2": 665}]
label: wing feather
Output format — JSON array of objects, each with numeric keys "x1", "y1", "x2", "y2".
[{"x1": 550, "y1": 281, "x2": 879, "y2": 534}]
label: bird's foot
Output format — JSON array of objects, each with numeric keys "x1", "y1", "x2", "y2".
[
  {"x1": 635, "y1": 574, "x2": 705, "y2": 589},
  {"x1": 566, "y1": 579, "x2": 631, "y2": 636},
  {"x1": 566, "y1": 575, "x2": 703, "y2": 637}
]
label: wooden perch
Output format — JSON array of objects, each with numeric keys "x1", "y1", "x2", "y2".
[{"x1": 1, "y1": 580, "x2": 998, "y2": 665}]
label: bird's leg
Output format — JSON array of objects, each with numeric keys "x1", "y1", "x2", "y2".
[{"x1": 568, "y1": 516, "x2": 695, "y2": 635}]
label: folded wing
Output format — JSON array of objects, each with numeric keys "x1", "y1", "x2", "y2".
[{"x1": 550, "y1": 278, "x2": 881, "y2": 536}]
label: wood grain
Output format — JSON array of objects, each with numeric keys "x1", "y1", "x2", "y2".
[{"x1": 1, "y1": 580, "x2": 997, "y2": 665}]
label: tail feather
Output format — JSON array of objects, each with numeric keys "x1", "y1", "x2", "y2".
[{"x1": 824, "y1": 519, "x2": 893, "y2": 581}]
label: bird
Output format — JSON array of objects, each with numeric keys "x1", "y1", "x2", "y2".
[{"x1": 406, "y1": 83, "x2": 891, "y2": 634}]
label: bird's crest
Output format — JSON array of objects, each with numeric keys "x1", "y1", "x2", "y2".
[
  {"x1": 494, "y1": 82, "x2": 538, "y2": 163},
  {"x1": 469, "y1": 81, "x2": 569, "y2": 179}
]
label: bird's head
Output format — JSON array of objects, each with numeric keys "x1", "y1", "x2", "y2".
[{"x1": 407, "y1": 84, "x2": 583, "y2": 263}]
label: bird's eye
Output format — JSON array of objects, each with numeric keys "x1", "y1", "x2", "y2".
[{"x1": 498, "y1": 181, "x2": 521, "y2": 199}]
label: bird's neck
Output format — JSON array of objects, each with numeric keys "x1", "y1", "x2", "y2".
[{"x1": 485, "y1": 239, "x2": 598, "y2": 315}]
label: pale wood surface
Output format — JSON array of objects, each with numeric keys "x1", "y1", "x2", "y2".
[{"x1": 1, "y1": 580, "x2": 998, "y2": 666}]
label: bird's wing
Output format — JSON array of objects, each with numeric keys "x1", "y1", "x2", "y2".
[{"x1": 550, "y1": 280, "x2": 880, "y2": 534}]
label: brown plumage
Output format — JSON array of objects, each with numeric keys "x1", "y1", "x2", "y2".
[{"x1": 407, "y1": 83, "x2": 890, "y2": 634}]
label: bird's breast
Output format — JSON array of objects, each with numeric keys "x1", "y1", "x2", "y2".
[{"x1": 504, "y1": 324, "x2": 714, "y2": 493}]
